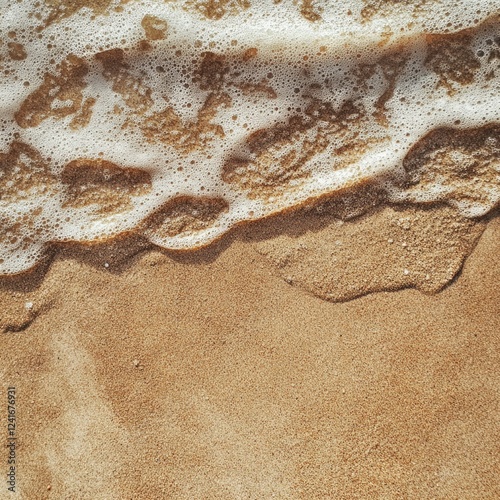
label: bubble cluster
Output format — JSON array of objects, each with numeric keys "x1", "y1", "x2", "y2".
[{"x1": 0, "y1": 0, "x2": 498, "y2": 274}]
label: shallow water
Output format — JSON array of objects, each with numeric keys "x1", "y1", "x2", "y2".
[{"x1": 0, "y1": 0, "x2": 499, "y2": 274}]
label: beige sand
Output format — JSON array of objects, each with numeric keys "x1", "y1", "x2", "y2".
[{"x1": 1, "y1": 210, "x2": 499, "y2": 499}]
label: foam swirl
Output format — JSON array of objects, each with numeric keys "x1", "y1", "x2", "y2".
[{"x1": 0, "y1": 0, "x2": 499, "y2": 274}]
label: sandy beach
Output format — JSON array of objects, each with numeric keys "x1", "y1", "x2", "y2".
[
  {"x1": 1, "y1": 207, "x2": 499, "y2": 499},
  {"x1": 1, "y1": 1, "x2": 499, "y2": 497}
]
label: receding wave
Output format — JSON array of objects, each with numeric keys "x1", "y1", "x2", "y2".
[{"x1": 0, "y1": 0, "x2": 499, "y2": 274}]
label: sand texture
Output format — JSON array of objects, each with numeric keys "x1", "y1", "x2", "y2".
[
  {"x1": 1, "y1": 208, "x2": 499, "y2": 499},
  {"x1": 1, "y1": 1, "x2": 500, "y2": 498}
]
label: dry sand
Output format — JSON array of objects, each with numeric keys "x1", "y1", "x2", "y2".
[{"x1": 1, "y1": 207, "x2": 499, "y2": 499}]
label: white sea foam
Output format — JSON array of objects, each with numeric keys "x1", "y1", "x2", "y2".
[{"x1": 0, "y1": 0, "x2": 499, "y2": 274}]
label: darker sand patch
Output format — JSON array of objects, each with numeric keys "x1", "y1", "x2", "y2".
[{"x1": 252, "y1": 204, "x2": 487, "y2": 302}]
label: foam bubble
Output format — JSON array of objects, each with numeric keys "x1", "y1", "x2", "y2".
[{"x1": 0, "y1": 1, "x2": 499, "y2": 274}]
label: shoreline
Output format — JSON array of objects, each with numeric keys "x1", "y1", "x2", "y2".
[{"x1": 0, "y1": 205, "x2": 499, "y2": 498}]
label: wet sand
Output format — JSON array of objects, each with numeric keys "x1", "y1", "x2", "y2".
[{"x1": 1, "y1": 211, "x2": 499, "y2": 499}]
